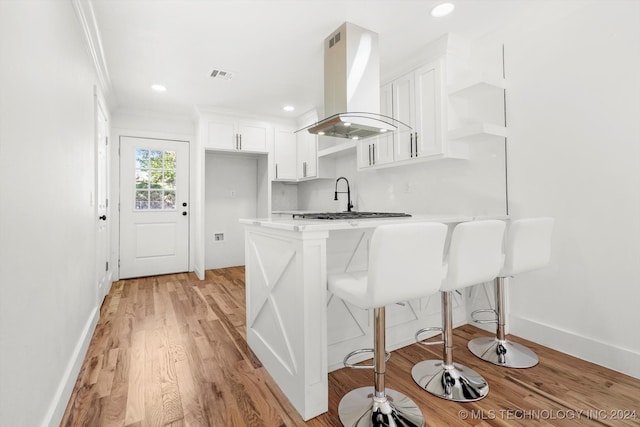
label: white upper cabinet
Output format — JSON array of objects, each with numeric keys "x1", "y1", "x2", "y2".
[
  {"x1": 358, "y1": 83, "x2": 395, "y2": 169},
  {"x1": 207, "y1": 120, "x2": 236, "y2": 150},
  {"x1": 274, "y1": 129, "x2": 297, "y2": 180},
  {"x1": 272, "y1": 110, "x2": 321, "y2": 182},
  {"x1": 414, "y1": 60, "x2": 444, "y2": 157},
  {"x1": 238, "y1": 122, "x2": 269, "y2": 151},
  {"x1": 392, "y1": 71, "x2": 417, "y2": 162},
  {"x1": 358, "y1": 56, "x2": 456, "y2": 171},
  {"x1": 205, "y1": 115, "x2": 269, "y2": 152},
  {"x1": 297, "y1": 130, "x2": 318, "y2": 179},
  {"x1": 393, "y1": 58, "x2": 444, "y2": 162}
]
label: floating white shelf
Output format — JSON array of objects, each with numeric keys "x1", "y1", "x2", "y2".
[
  {"x1": 448, "y1": 123, "x2": 507, "y2": 142},
  {"x1": 448, "y1": 77, "x2": 506, "y2": 96},
  {"x1": 317, "y1": 140, "x2": 356, "y2": 158}
]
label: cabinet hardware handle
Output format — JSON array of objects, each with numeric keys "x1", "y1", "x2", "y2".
[
  {"x1": 410, "y1": 133, "x2": 414, "y2": 158},
  {"x1": 368, "y1": 144, "x2": 372, "y2": 165},
  {"x1": 98, "y1": 215, "x2": 107, "y2": 221},
  {"x1": 303, "y1": 161, "x2": 307, "y2": 177},
  {"x1": 275, "y1": 163, "x2": 278, "y2": 179},
  {"x1": 239, "y1": 134, "x2": 242, "y2": 150},
  {"x1": 373, "y1": 143, "x2": 376, "y2": 165},
  {"x1": 235, "y1": 134, "x2": 238, "y2": 150},
  {"x1": 415, "y1": 132, "x2": 418, "y2": 157}
]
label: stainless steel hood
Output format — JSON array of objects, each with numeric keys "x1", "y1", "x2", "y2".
[{"x1": 300, "y1": 22, "x2": 410, "y2": 140}]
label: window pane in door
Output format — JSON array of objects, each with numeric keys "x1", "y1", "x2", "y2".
[
  {"x1": 136, "y1": 149, "x2": 149, "y2": 169},
  {"x1": 134, "y1": 149, "x2": 179, "y2": 211},
  {"x1": 135, "y1": 190, "x2": 149, "y2": 210},
  {"x1": 149, "y1": 150, "x2": 163, "y2": 168},
  {"x1": 164, "y1": 151, "x2": 176, "y2": 169},
  {"x1": 164, "y1": 191, "x2": 176, "y2": 209},
  {"x1": 150, "y1": 171, "x2": 163, "y2": 188},
  {"x1": 135, "y1": 170, "x2": 149, "y2": 188}
]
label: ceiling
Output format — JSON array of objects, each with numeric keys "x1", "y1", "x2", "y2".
[{"x1": 90, "y1": 0, "x2": 577, "y2": 121}]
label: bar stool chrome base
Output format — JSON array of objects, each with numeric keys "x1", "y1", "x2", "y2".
[
  {"x1": 468, "y1": 337, "x2": 539, "y2": 368},
  {"x1": 338, "y1": 386, "x2": 424, "y2": 427},
  {"x1": 411, "y1": 360, "x2": 489, "y2": 402}
]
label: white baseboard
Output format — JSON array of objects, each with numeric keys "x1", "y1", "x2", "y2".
[
  {"x1": 510, "y1": 316, "x2": 640, "y2": 379},
  {"x1": 41, "y1": 306, "x2": 100, "y2": 427}
]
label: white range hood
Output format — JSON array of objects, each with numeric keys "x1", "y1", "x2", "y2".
[{"x1": 301, "y1": 22, "x2": 410, "y2": 140}]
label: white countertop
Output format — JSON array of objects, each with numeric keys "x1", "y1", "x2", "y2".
[{"x1": 241, "y1": 214, "x2": 507, "y2": 232}]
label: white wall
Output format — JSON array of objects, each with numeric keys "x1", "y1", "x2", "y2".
[
  {"x1": 0, "y1": 2, "x2": 102, "y2": 425},
  {"x1": 204, "y1": 152, "x2": 262, "y2": 269},
  {"x1": 499, "y1": 1, "x2": 640, "y2": 377}
]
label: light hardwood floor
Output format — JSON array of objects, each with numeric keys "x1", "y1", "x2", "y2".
[{"x1": 62, "y1": 267, "x2": 640, "y2": 426}]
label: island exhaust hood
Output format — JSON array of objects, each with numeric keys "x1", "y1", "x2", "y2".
[{"x1": 300, "y1": 22, "x2": 410, "y2": 140}]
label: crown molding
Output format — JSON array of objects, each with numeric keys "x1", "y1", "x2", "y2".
[{"x1": 71, "y1": 0, "x2": 113, "y2": 102}]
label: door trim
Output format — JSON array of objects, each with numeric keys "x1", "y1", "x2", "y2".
[{"x1": 94, "y1": 87, "x2": 112, "y2": 302}]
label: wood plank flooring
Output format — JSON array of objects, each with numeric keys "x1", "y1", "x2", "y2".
[{"x1": 62, "y1": 267, "x2": 640, "y2": 426}]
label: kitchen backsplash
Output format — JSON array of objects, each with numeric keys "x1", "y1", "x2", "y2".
[{"x1": 293, "y1": 139, "x2": 507, "y2": 216}]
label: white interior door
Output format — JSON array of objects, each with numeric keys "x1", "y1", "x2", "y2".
[
  {"x1": 119, "y1": 136, "x2": 189, "y2": 278},
  {"x1": 95, "y1": 98, "x2": 110, "y2": 300}
]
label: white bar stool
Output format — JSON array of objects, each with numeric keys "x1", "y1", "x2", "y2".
[
  {"x1": 411, "y1": 220, "x2": 506, "y2": 402},
  {"x1": 468, "y1": 217, "x2": 554, "y2": 368},
  {"x1": 328, "y1": 222, "x2": 448, "y2": 427}
]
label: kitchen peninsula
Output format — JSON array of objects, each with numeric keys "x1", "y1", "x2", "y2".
[{"x1": 241, "y1": 214, "x2": 502, "y2": 420}]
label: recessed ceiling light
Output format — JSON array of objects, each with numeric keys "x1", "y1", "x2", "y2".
[
  {"x1": 431, "y1": 2, "x2": 455, "y2": 17},
  {"x1": 283, "y1": 105, "x2": 295, "y2": 112},
  {"x1": 379, "y1": 128, "x2": 388, "y2": 133},
  {"x1": 151, "y1": 84, "x2": 166, "y2": 92},
  {"x1": 344, "y1": 122, "x2": 352, "y2": 127},
  {"x1": 352, "y1": 136, "x2": 359, "y2": 140},
  {"x1": 318, "y1": 131, "x2": 325, "y2": 136}
]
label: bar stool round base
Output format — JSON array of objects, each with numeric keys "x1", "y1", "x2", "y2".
[
  {"x1": 411, "y1": 360, "x2": 489, "y2": 402},
  {"x1": 338, "y1": 386, "x2": 424, "y2": 427},
  {"x1": 468, "y1": 337, "x2": 539, "y2": 368}
]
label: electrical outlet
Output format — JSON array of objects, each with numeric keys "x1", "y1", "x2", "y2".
[{"x1": 214, "y1": 233, "x2": 224, "y2": 242}]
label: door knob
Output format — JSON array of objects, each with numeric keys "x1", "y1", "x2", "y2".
[
  {"x1": 99, "y1": 215, "x2": 107, "y2": 221},
  {"x1": 182, "y1": 212, "x2": 187, "y2": 216},
  {"x1": 182, "y1": 202, "x2": 187, "y2": 207}
]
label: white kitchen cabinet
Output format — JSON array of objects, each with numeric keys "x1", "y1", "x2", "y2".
[
  {"x1": 205, "y1": 116, "x2": 269, "y2": 152},
  {"x1": 272, "y1": 122, "x2": 321, "y2": 181},
  {"x1": 297, "y1": 131, "x2": 317, "y2": 179},
  {"x1": 274, "y1": 129, "x2": 297, "y2": 180},
  {"x1": 391, "y1": 71, "x2": 416, "y2": 162},
  {"x1": 357, "y1": 83, "x2": 395, "y2": 169},
  {"x1": 393, "y1": 59, "x2": 444, "y2": 162}
]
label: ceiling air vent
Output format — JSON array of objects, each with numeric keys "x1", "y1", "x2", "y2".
[{"x1": 210, "y1": 69, "x2": 234, "y2": 80}]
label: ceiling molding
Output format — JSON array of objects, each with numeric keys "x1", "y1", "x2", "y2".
[{"x1": 71, "y1": 0, "x2": 113, "y2": 102}]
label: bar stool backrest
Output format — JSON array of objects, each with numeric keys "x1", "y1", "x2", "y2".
[
  {"x1": 442, "y1": 220, "x2": 506, "y2": 292},
  {"x1": 500, "y1": 217, "x2": 554, "y2": 277},
  {"x1": 367, "y1": 222, "x2": 448, "y2": 308}
]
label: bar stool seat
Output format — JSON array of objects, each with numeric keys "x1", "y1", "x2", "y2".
[
  {"x1": 328, "y1": 222, "x2": 448, "y2": 427},
  {"x1": 468, "y1": 217, "x2": 554, "y2": 368},
  {"x1": 411, "y1": 220, "x2": 506, "y2": 402}
]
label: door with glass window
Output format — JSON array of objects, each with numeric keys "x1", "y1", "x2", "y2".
[{"x1": 119, "y1": 136, "x2": 189, "y2": 278}]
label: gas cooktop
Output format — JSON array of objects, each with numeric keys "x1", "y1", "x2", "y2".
[{"x1": 292, "y1": 211, "x2": 412, "y2": 220}]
